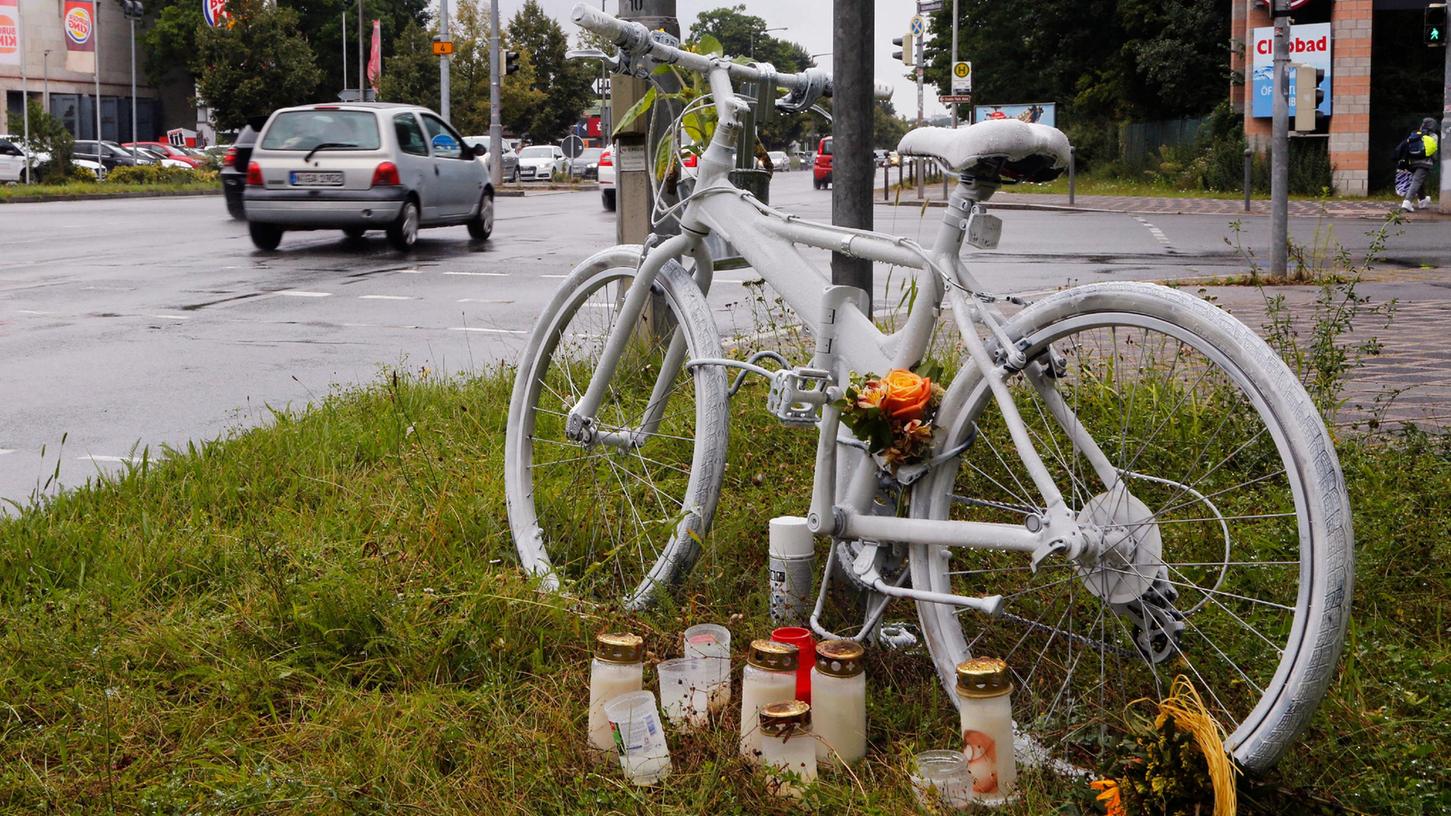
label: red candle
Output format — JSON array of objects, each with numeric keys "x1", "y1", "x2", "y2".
[{"x1": 771, "y1": 626, "x2": 815, "y2": 704}]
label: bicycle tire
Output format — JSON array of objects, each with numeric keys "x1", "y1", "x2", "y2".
[
  {"x1": 505, "y1": 245, "x2": 729, "y2": 609},
  {"x1": 909, "y1": 281, "x2": 1352, "y2": 772}
]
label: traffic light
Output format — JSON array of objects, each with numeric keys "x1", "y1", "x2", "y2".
[
  {"x1": 892, "y1": 34, "x2": 914, "y2": 66},
  {"x1": 118, "y1": 0, "x2": 143, "y2": 18},
  {"x1": 1426, "y1": 3, "x2": 1447, "y2": 47},
  {"x1": 1293, "y1": 65, "x2": 1328, "y2": 131},
  {"x1": 503, "y1": 49, "x2": 521, "y2": 76}
]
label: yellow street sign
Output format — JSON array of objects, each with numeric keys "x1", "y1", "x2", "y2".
[{"x1": 432, "y1": 40, "x2": 454, "y2": 56}]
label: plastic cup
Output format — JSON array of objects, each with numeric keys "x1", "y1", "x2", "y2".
[
  {"x1": 603, "y1": 690, "x2": 672, "y2": 785},
  {"x1": 656, "y1": 657, "x2": 712, "y2": 729},
  {"x1": 683, "y1": 624, "x2": 731, "y2": 712},
  {"x1": 910, "y1": 749, "x2": 973, "y2": 811},
  {"x1": 771, "y1": 626, "x2": 815, "y2": 704}
]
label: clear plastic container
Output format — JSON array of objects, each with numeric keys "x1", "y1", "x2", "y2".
[
  {"x1": 759, "y1": 700, "x2": 817, "y2": 799},
  {"x1": 604, "y1": 690, "x2": 672, "y2": 785},
  {"x1": 956, "y1": 657, "x2": 1017, "y2": 804},
  {"x1": 682, "y1": 623, "x2": 731, "y2": 713},
  {"x1": 656, "y1": 657, "x2": 711, "y2": 729},
  {"x1": 738, "y1": 639, "x2": 799, "y2": 762},
  {"x1": 809, "y1": 639, "x2": 867, "y2": 766},
  {"x1": 588, "y1": 633, "x2": 643, "y2": 754}
]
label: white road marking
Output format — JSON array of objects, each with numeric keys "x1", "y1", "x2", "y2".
[
  {"x1": 78, "y1": 455, "x2": 137, "y2": 464},
  {"x1": 398, "y1": 268, "x2": 423, "y2": 274},
  {"x1": 17, "y1": 309, "x2": 51, "y2": 315},
  {"x1": 276, "y1": 290, "x2": 333, "y2": 298},
  {"x1": 1134, "y1": 216, "x2": 1175, "y2": 250},
  {"x1": 457, "y1": 298, "x2": 514, "y2": 304},
  {"x1": 358, "y1": 295, "x2": 417, "y2": 301},
  {"x1": 142, "y1": 314, "x2": 191, "y2": 320},
  {"x1": 342, "y1": 322, "x2": 376, "y2": 328},
  {"x1": 540, "y1": 274, "x2": 569, "y2": 279},
  {"x1": 0, "y1": 449, "x2": 16, "y2": 456},
  {"x1": 442, "y1": 271, "x2": 509, "y2": 277},
  {"x1": 450, "y1": 327, "x2": 526, "y2": 334}
]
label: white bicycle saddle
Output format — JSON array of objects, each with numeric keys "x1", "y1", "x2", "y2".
[{"x1": 898, "y1": 119, "x2": 1071, "y2": 182}]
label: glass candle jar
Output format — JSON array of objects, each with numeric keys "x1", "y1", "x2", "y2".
[
  {"x1": 809, "y1": 639, "x2": 867, "y2": 766},
  {"x1": 956, "y1": 657, "x2": 1017, "y2": 804},
  {"x1": 739, "y1": 639, "x2": 799, "y2": 762},
  {"x1": 911, "y1": 749, "x2": 973, "y2": 811},
  {"x1": 759, "y1": 700, "x2": 817, "y2": 799},
  {"x1": 588, "y1": 632, "x2": 643, "y2": 753}
]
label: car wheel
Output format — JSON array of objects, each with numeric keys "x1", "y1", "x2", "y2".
[
  {"x1": 387, "y1": 199, "x2": 420, "y2": 251},
  {"x1": 343, "y1": 226, "x2": 366, "y2": 240},
  {"x1": 249, "y1": 222, "x2": 283, "y2": 251},
  {"x1": 467, "y1": 190, "x2": 494, "y2": 240},
  {"x1": 602, "y1": 189, "x2": 616, "y2": 211},
  {"x1": 226, "y1": 197, "x2": 246, "y2": 220}
]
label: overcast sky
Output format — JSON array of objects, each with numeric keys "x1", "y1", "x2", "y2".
[{"x1": 492, "y1": 0, "x2": 949, "y2": 120}]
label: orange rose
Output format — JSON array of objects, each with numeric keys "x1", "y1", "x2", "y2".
[{"x1": 880, "y1": 369, "x2": 932, "y2": 421}]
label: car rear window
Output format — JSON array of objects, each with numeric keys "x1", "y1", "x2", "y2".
[
  {"x1": 820, "y1": 139, "x2": 832, "y2": 155},
  {"x1": 260, "y1": 110, "x2": 381, "y2": 151}
]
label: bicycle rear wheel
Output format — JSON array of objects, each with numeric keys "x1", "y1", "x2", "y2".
[
  {"x1": 505, "y1": 246, "x2": 728, "y2": 608},
  {"x1": 910, "y1": 282, "x2": 1352, "y2": 773}
]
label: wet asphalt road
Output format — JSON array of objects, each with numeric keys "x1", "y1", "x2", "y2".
[{"x1": 2, "y1": 171, "x2": 1448, "y2": 508}]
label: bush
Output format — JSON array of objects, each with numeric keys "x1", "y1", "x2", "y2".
[
  {"x1": 104, "y1": 164, "x2": 216, "y2": 185},
  {"x1": 68, "y1": 164, "x2": 98, "y2": 183},
  {"x1": 26, "y1": 100, "x2": 74, "y2": 183}
]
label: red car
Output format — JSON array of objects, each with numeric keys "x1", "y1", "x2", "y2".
[
  {"x1": 812, "y1": 136, "x2": 832, "y2": 189},
  {"x1": 121, "y1": 141, "x2": 205, "y2": 168}
]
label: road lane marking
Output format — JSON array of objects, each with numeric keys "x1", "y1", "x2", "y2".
[
  {"x1": 398, "y1": 268, "x2": 423, "y2": 274},
  {"x1": 540, "y1": 274, "x2": 568, "y2": 279},
  {"x1": 143, "y1": 314, "x2": 191, "y2": 320},
  {"x1": 442, "y1": 271, "x2": 509, "y2": 277},
  {"x1": 457, "y1": 298, "x2": 514, "y2": 303},
  {"x1": 358, "y1": 295, "x2": 417, "y2": 301},
  {"x1": 1134, "y1": 217, "x2": 1175, "y2": 251},
  {"x1": 450, "y1": 327, "x2": 526, "y2": 334},
  {"x1": 17, "y1": 309, "x2": 51, "y2": 315},
  {"x1": 0, "y1": 449, "x2": 15, "y2": 456},
  {"x1": 276, "y1": 290, "x2": 333, "y2": 298}
]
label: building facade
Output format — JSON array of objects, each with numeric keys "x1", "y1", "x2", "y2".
[{"x1": 0, "y1": 0, "x2": 164, "y2": 141}]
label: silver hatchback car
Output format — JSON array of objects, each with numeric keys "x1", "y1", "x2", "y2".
[{"x1": 244, "y1": 102, "x2": 493, "y2": 251}]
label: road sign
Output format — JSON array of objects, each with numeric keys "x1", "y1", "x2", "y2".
[
  {"x1": 910, "y1": 15, "x2": 925, "y2": 36},
  {"x1": 918, "y1": 0, "x2": 944, "y2": 11},
  {"x1": 562, "y1": 134, "x2": 585, "y2": 160},
  {"x1": 940, "y1": 94, "x2": 972, "y2": 104},
  {"x1": 593, "y1": 77, "x2": 611, "y2": 95},
  {"x1": 951, "y1": 61, "x2": 972, "y2": 94},
  {"x1": 432, "y1": 39, "x2": 454, "y2": 56}
]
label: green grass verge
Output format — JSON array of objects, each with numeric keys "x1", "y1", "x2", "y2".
[
  {"x1": 0, "y1": 367, "x2": 1446, "y2": 814},
  {"x1": 0, "y1": 181, "x2": 220, "y2": 202}
]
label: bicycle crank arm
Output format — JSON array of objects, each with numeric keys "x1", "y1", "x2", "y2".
[{"x1": 851, "y1": 542, "x2": 1004, "y2": 617}]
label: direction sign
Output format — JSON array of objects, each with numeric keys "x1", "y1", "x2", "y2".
[
  {"x1": 918, "y1": 0, "x2": 944, "y2": 11},
  {"x1": 940, "y1": 94, "x2": 972, "y2": 104},
  {"x1": 910, "y1": 15, "x2": 926, "y2": 36},
  {"x1": 593, "y1": 77, "x2": 611, "y2": 95},
  {"x1": 951, "y1": 61, "x2": 972, "y2": 93}
]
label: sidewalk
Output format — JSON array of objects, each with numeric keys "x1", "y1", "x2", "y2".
[{"x1": 887, "y1": 186, "x2": 1448, "y2": 221}]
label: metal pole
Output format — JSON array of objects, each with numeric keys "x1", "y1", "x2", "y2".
[
  {"x1": 945, "y1": 0, "x2": 957, "y2": 200},
  {"x1": 439, "y1": 0, "x2": 451, "y2": 119},
  {"x1": 342, "y1": 12, "x2": 347, "y2": 94},
  {"x1": 94, "y1": 0, "x2": 102, "y2": 142},
  {"x1": 19, "y1": 4, "x2": 29, "y2": 183},
  {"x1": 883, "y1": 160, "x2": 889, "y2": 201},
  {"x1": 1243, "y1": 146, "x2": 1253, "y2": 212},
  {"x1": 358, "y1": 0, "x2": 364, "y2": 101},
  {"x1": 915, "y1": 31, "x2": 924, "y2": 201},
  {"x1": 613, "y1": 0, "x2": 679, "y2": 244},
  {"x1": 43, "y1": 50, "x2": 50, "y2": 112},
  {"x1": 130, "y1": 17, "x2": 137, "y2": 159},
  {"x1": 1439, "y1": 31, "x2": 1450, "y2": 214},
  {"x1": 488, "y1": 0, "x2": 502, "y2": 186},
  {"x1": 1269, "y1": 6, "x2": 1290, "y2": 278},
  {"x1": 831, "y1": 0, "x2": 873, "y2": 310},
  {"x1": 1068, "y1": 146, "x2": 1076, "y2": 206}
]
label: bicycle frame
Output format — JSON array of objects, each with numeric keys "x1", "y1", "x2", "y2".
[{"x1": 567, "y1": 64, "x2": 1121, "y2": 614}]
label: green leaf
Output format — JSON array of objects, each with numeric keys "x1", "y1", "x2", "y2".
[
  {"x1": 612, "y1": 86, "x2": 657, "y2": 137},
  {"x1": 695, "y1": 34, "x2": 723, "y2": 57},
  {"x1": 653, "y1": 130, "x2": 677, "y2": 179}
]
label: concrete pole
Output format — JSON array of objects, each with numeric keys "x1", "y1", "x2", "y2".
[
  {"x1": 613, "y1": 0, "x2": 678, "y2": 245},
  {"x1": 831, "y1": 0, "x2": 873, "y2": 310},
  {"x1": 488, "y1": 0, "x2": 502, "y2": 186},
  {"x1": 1269, "y1": 8, "x2": 1290, "y2": 278},
  {"x1": 439, "y1": 0, "x2": 451, "y2": 119},
  {"x1": 1440, "y1": 34, "x2": 1450, "y2": 214}
]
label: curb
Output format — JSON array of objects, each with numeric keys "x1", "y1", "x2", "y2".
[{"x1": 0, "y1": 188, "x2": 222, "y2": 204}]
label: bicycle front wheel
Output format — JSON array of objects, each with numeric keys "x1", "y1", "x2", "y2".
[
  {"x1": 910, "y1": 281, "x2": 1352, "y2": 773},
  {"x1": 505, "y1": 246, "x2": 728, "y2": 608}
]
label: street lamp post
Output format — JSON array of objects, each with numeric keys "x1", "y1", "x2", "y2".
[
  {"x1": 750, "y1": 26, "x2": 786, "y2": 59},
  {"x1": 43, "y1": 50, "x2": 51, "y2": 112},
  {"x1": 120, "y1": 0, "x2": 144, "y2": 161}
]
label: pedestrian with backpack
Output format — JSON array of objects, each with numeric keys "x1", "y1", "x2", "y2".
[{"x1": 1395, "y1": 117, "x2": 1440, "y2": 212}]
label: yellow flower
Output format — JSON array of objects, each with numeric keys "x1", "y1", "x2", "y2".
[
  {"x1": 1089, "y1": 778, "x2": 1125, "y2": 816},
  {"x1": 857, "y1": 379, "x2": 889, "y2": 410}
]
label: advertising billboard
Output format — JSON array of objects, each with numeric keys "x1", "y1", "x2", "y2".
[
  {"x1": 973, "y1": 103, "x2": 1056, "y2": 128},
  {"x1": 0, "y1": 0, "x2": 21, "y2": 68},
  {"x1": 1251, "y1": 23, "x2": 1332, "y2": 119}
]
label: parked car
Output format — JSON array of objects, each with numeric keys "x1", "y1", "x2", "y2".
[
  {"x1": 0, "y1": 135, "x2": 107, "y2": 179},
  {"x1": 464, "y1": 136, "x2": 519, "y2": 182},
  {"x1": 220, "y1": 124, "x2": 260, "y2": 219},
  {"x1": 133, "y1": 145, "x2": 194, "y2": 169},
  {"x1": 0, "y1": 138, "x2": 37, "y2": 183},
  {"x1": 599, "y1": 145, "x2": 615, "y2": 210},
  {"x1": 74, "y1": 140, "x2": 155, "y2": 171},
  {"x1": 121, "y1": 141, "x2": 206, "y2": 168},
  {"x1": 243, "y1": 102, "x2": 493, "y2": 251},
  {"x1": 766, "y1": 149, "x2": 789, "y2": 172},
  {"x1": 813, "y1": 136, "x2": 832, "y2": 189},
  {"x1": 515, "y1": 144, "x2": 567, "y2": 181},
  {"x1": 570, "y1": 147, "x2": 604, "y2": 179},
  {"x1": 873, "y1": 148, "x2": 888, "y2": 167}
]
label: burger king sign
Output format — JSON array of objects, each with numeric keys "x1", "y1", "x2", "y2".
[
  {"x1": 63, "y1": 0, "x2": 95, "y2": 52},
  {"x1": 0, "y1": 0, "x2": 21, "y2": 69},
  {"x1": 203, "y1": 0, "x2": 230, "y2": 28}
]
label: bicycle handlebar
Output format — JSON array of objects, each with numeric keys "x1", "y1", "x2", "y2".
[{"x1": 570, "y1": 3, "x2": 892, "y2": 106}]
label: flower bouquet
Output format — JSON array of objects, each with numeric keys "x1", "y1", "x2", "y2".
[{"x1": 835, "y1": 369, "x2": 945, "y2": 473}]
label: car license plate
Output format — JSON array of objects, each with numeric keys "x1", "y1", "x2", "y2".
[{"x1": 290, "y1": 170, "x2": 344, "y2": 187}]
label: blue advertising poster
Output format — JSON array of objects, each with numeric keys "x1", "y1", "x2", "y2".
[
  {"x1": 972, "y1": 103, "x2": 1056, "y2": 128},
  {"x1": 1251, "y1": 23, "x2": 1332, "y2": 119}
]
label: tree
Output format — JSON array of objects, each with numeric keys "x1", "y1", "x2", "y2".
[
  {"x1": 506, "y1": 0, "x2": 592, "y2": 141},
  {"x1": 379, "y1": 19, "x2": 440, "y2": 109},
  {"x1": 25, "y1": 101, "x2": 74, "y2": 183},
  {"x1": 192, "y1": 0, "x2": 324, "y2": 131},
  {"x1": 686, "y1": 5, "x2": 815, "y2": 150}
]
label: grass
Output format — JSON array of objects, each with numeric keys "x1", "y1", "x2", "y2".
[
  {"x1": 1, "y1": 351, "x2": 1447, "y2": 814},
  {"x1": 0, "y1": 180, "x2": 220, "y2": 203}
]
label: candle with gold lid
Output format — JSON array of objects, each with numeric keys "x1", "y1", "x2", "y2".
[
  {"x1": 956, "y1": 657, "x2": 1017, "y2": 803},
  {"x1": 809, "y1": 639, "x2": 867, "y2": 766},
  {"x1": 588, "y1": 632, "x2": 644, "y2": 753},
  {"x1": 738, "y1": 639, "x2": 799, "y2": 762},
  {"x1": 759, "y1": 700, "x2": 817, "y2": 798}
]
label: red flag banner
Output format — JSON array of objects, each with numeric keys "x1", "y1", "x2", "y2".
[
  {"x1": 63, "y1": 0, "x2": 95, "y2": 72},
  {"x1": 367, "y1": 19, "x2": 381, "y2": 91},
  {"x1": 0, "y1": 0, "x2": 22, "y2": 68}
]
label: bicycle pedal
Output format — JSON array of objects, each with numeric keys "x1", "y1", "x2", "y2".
[
  {"x1": 767, "y1": 367, "x2": 833, "y2": 426},
  {"x1": 878, "y1": 622, "x2": 920, "y2": 650}
]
